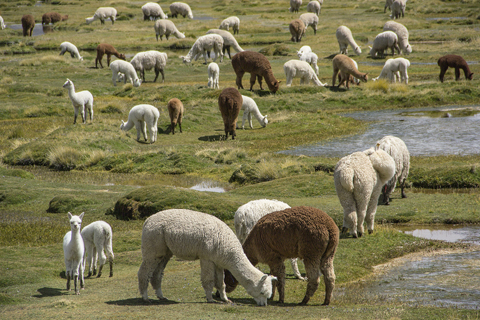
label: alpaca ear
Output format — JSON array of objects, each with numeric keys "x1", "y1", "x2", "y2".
[
  {"x1": 68, "y1": 212, "x2": 73, "y2": 220},
  {"x1": 264, "y1": 115, "x2": 268, "y2": 118},
  {"x1": 79, "y1": 212, "x2": 85, "y2": 220}
]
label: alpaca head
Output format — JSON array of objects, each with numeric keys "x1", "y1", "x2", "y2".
[
  {"x1": 67, "y1": 212, "x2": 84, "y2": 232},
  {"x1": 120, "y1": 120, "x2": 125, "y2": 130},
  {"x1": 119, "y1": 53, "x2": 126, "y2": 61},
  {"x1": 361, "y1": 73, "x2": 368, "y2": 82},
  {"x1": 133, "y1": 78, "x2": 142, "y2": 87},
  {"x1": 404, "y1": 44, "x2": 412, "y2": 54},
  {"x1": 181, "y1": 56, "x2": 191, "y2": 65},
  {"x1": 354, "y1": 46, "x2": 362, "y2": 55},
  {"x1": 262, "y1": 115, "x2": 268, "y2": 127},
  {"x1": 179, "y1": 32, "x2": 185, "y2": 39},
  {"x1": 250, "y1": 274, "x2": 277, "y2": 306},
  {"x1": 62, "y1": 79, "x2": 73, "y2": 89},
  {"x1": 269, "y1": 80, "x2": 281, "y2": 93},
  {"x1": 468, "y1": 73, "x2": 474, "y2": 80}
]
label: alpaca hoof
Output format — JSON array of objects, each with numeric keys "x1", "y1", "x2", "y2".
[
  {"x1": 341, "y1": 227, "x2": 348, "y2": 234},
  {"x1": 368, "y1": 230, "x2": 373, "y2": 234},
  {"x1": 357, "y1": 232, "x2": 363, "y2": 238},
  {"x1": 96, "y1": 273, "x2": 102, "y2": 278},
  {"x1": 353, "y1": 232, "x2": 358, "y2": 238},
  {"x1": 109, "y1": 273, "x2": 113, "y2": 277},
  {"x1": 402, "y1": 194, "x2": 407, "y2": 199},
  {"x1": 87, "y1": 272, "x2": 92, "y2": 278}
]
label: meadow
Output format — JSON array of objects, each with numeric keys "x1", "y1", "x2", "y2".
[{"x1": 1, "y1": 0, "x2": 480, "y2": 318}]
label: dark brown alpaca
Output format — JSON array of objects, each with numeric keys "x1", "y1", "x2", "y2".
[
  {"x1": 167, "y1": 98, "x2": 184, "y2": 135},
  {"x1": 231, "y1": 51, "x2": 281, "y2": 93},
  {"x1": 21, "y1": 14, "x2": 35, "y2": 37},
  {"x1": 225, "y1": 206, "x2": 339, "y2": 305},
  {"x1": 95, "y1": 43, "x2": 126, "y2": 68},
  {"x1": 42, "y1": 12, "x2": 68, "y2": 25},
  {"x1": 218, "y1": 88, "x2": 242, "y2": 140},
  {"x1": 438, "y1": 54, "x2": 473, "y2": 83}
]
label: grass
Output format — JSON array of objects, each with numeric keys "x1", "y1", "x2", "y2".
[{"x1": 1, "y1": 0, "x2": 480, "y2": 318}]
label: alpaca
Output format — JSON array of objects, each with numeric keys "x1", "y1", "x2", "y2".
[
  {"x1": 86, "y1": 7, "x2": 117, "y2": 25},
  {"x1": 42, "y1": 12, "x2": 68, "y2": 25},
  {"x1": 81, "y1": 221, "x2": 114, "y2": 278},
  {"x1": 109, "y1": 60, "x2": 142, "y2": 87},
  {"x1": 206, "y1": 29, "x2": 244, "y2": 59},
  {"x1": 21, "y1": 14, "x2": 35, "y2": 37},
  {"x1": 130, "y1": 51, "x2": 168, "y2": 83},
  {"x1": 232, "y1": 199, "x2": 304, "y2": 280},
  {"x1": 238, "y1": 96, "x2": 268, "y2": 130},
  {"x1": 332, "y1": 54, "x2": 368, "y2": 88},
  {"x1": 376, "y1": 136, "x2": 410, "y2": 205},
  {"x1": 138, "y1": 209, "x2": 277, "y2": 305},
  {"x1": 289, "y1": 19, "x2": 306, "y2": 43},
  {"x1": 63, "y1": 212, "x2": 85, "y2": 295},
  {"x1": 59, "y1": 41, "x2": 83, "y2": 61},
  {"x1": 283, "y1": 60, "x2": 327, "y2": 87},
  {"x1": 62, "y1": 79, "x2": 94, "y2": 125},
  {"x1": 218, "y1": 87, "x2": 242, "y2": 140},
  {"x1": 181, "y1": 34, "x2": 224, "y2": 65},
  {"x1": 120, "y1": 104, "x2": 159, "y2": 143},
  {"x1": 95, "y1": 43, "x2": 126, "y2": 68},
  {"x1": 167, "y1": 98, "x2": 184, "y2": 134},
  {"x1": 336, "y1": 26, "x2": 362, "y2": 56},
  {"x1": 226, "y1": 206, "x2": 339, "y2": 305},
  {"x1": 438, "y1": 54, "x2": 474, "y2": 83},
  {"x1": 231, "y1": 51, "x2": 281, "y2": 93},
  {"x1": 334, "y1": 148, "x2": 395, "y2": 238},
  {"x1": 207, "y1": 62, "x2": 220, "y2": 89}
]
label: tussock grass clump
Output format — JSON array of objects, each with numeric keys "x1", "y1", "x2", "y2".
[
  {"x1": 0, "y1": 76, "x2": 15, "y2": 85},
  {"x1": 47, "y1": 146, "x2": 84, "y2": 171},
  {"x1": 196, "y1": 147, "x2": 246, "y2": 164},
  {"x1": 46, "y1": 194, "x2": 93, "y2": 213},
  {"x1": 365, "y1": 79, "x2": 389, "y2": 93}
]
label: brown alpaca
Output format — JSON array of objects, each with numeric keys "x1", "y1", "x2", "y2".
[
  {"x1": 289, "y1": 19, "x2": 305, "y2": 43},
  {"x1": 21, "y1": 15, "x2": 35, "y2": 37},
  {"x1": 95, "y1": 43, "x2": 126, "y2": 68},
  {"x1": 231, "y1": 51, "x2": 281, "y2": 93},
  {"x1": 218, "y1": 88, "x2": 242, "y2": 140},
  {"x1": 42, "y1": 12, "x2": 68, "y2": 25},
  {"x1": 437, "y1": 54, "x2": 474, "y2": 83},
  {"x1": 332, "y1": 54, "x2": 368, "y2": 88},
  {"x1": 225, "y1": 206, "x2": 339, "y2": 305},
  {"x1": 167, "y1": 98, "x2": 184, "y2": 135}
]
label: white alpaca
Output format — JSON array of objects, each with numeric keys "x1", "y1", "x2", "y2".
[
  {"x1": 334, "y1": 148, "x2": 395, "y2": 238},
  {"x1": 289, "y1": 0, "x2": 302, "y2": 13},
  {"x1": 207, "y1": 62, "x2": 219, "y2": 89},
  {"x1": 233, "y1": 199, "x2": 305, "y2": 280},
  {"x1": 130, "y1": 50, "x2": 168, "y2": 83},
  {"x1": 372, "y1": 58, "x2": 410, "y2": 84},
  {"x1": 206, "y1": 29, "x2": 244, "y2": 59},
  {"x1": 181, "y1": 34, "x2": 224, "y2": 65},
  {"x1": 59, "y1": 42, "x2": 83, "y2": 61},
  {"x1": 142, "y1": 2, "x2": 167, "y2": 20},
  {"x1": 297, "y1": 45, "x2": 312, "y2": 58},
  {"x1": 169, "y1": 2, "x2": 193, "y2": 19},
  {"x1": 81, "y1": 221, "x2": 114, "y2": 278},
  {"x1": 307, "y1": 0, "x2": 321, "y2": 16},
  {"x1": 62, "y1": 79, "x2": 93, "y2": 125},
  {"x1": 299, "y1": 51, "x2": 319, "y2": 75},
  {"x1": 154, "y1": 19, "x2": 185, "y2": 41},
  {"x1": 219, "y1": 16, "x2": 240, "y2": 34},
  {"x1": 0, "y1": 16, "x2": 6, "y2": 30},
  {"x1": 110, "y1": 60, "x2": 142, "y2": 87},
  {"x1": 138, "y1": 209, "x2": 277, "y2": 305},
  {"x1": 336, "y1": 25, "x2": 362, "y2": 56},
  {"x1": 120, "y1": 104, "x2": 159, "y2": 143},
  {"x1": 383, "y1": 21, "x2": 412, "y2": 55},
  {"x1": 284, "y1": 60, "x2": 327, "y2": 87},
  {"x1": 63, "y1": 212, "x2": 85, "y2": 295},
  {"x1": 369, "y1": 31, "x2": 400, "y2": 59},
  {"x1": 299, "y1": 13, "x2": 318, "y2": 35},
  {"x1": 85, "y1": 7, "x2": 117, "y2": 25},
  {"x1": 237, "y1": 96, "x2": 268, "y2": 130}
]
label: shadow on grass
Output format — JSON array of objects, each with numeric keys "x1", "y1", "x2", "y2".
[
  {"x1": 327, "y1": 86, "x2": 348, "y2": 92},
  {"x1": 198, "y1": 135, "x2": 224, "y2": 142},
  {"x1": 33, "y1": 287, "x2": 68, "y2": 298},
  {"x1": 106, "y1": 298, "x2": 178, "y2": 306}
]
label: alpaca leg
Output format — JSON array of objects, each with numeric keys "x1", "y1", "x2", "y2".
[
  {"x1": 319, "y1": 257, "x2": 336, "y2": 306},
  {"x1": 81, "y1": 105, "x2": 86, "y2": 124},
  {"x1": 200, "y1": 260, "x2": 217, "y2": 302},
  {"x1": 66, "y1": 270, "x2": 71, "y2": 291},
  {"x1": 235, "y1": 72, "x2": 245, "y2": 89},
  {"x1": 249, "y1": 73, "x2": 257, "y2": 91},
  {"x1": 341, "y1": 194, "x2": 358, "y2": 237},
  {"x1": 290, "y1": 258, "x2": 305, "y2": 280},
  {"x1": 455, "y1": 67, "x2": 461, "y2": 81},
  {"x1": 240, "y1": 111, "x2": 248, "y2": 129},
  {"x1": 400, "y1": 178, "x2": 407, "y2": 198},
  {"x1": 439, "y1": 66, "x2": 448, "y2": 82},
  {"x1": 79, "y1": 259, "x2": 85, "y2": 290},
  {"x1": 257, "y1": 75, "x2": 264, "y2": 90},
  {"x1": 97, "y1": 247, "x2": 107, "y2": 278},
  {"x1": 97, "y1": 53, "x2": 104, "y2": 68},
  {"x1": 73, "y1": 106, "x2": 79, "y2": 124},
  {"x1": 138, "y1": 259, "x2": 156, "y2": 301},
  {"x1": 151, "y1": 255, "x2": 172, "y2": 300},
  {"x1": 133, "y1": 121, "x2": 143, "y2": 141},
  {"x1": 365, "y1": 193, "x2": 380, "y2": 234},
  {"x1": 214, "y1": 265, "x2": 230, "y2": 302},
  {"x1": 299, "y1": 259, "x2": 320, "y2": 305},
  {"x1": 248, "y1": 112, "x2": 253, "y2": 129},
  {"x1": 269, "y1": 258, "x2": 286, "y2": 303},
  {"x1": 332, "y1": 68, "x2": 339, "y2": 87}
]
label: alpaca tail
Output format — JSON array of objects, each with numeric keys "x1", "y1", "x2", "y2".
[{"x1": 338, "y1": 167, "x2": 355, "y2": 193}]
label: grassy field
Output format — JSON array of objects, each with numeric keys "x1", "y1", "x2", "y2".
[{"x1": 1, "y1": 0, "x2": 480, "y2": 318}]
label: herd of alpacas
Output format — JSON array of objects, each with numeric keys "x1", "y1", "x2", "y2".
[{"x1": 5, "y1": 0, "x2": 469, "y2": 306}]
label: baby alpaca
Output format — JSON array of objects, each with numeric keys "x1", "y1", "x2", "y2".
[
  {"x1": 62, "y1": 79, "x2": 93, "y2": 124},
  {"x1": 207, "y1": 62, "x2": 220, "y2": 89},
  {"x1": 138, "y1": 209, "x2": 276, "y2": 305},
  {"x1": 284, "y1": 60, "x2": 326, "y2": 87},
  {"x1": 438, "y1": 54, "x2": 473, "y2": 83},
  {"x1": 81, "y1": 221, "x2": 114, "y2": 278},
  {"x1": 231, "y1": 51, "x2": 281, "y2": 93},
  {"x1": 332, "y1": 54, "x2": 368, "y2": 88},
  {"x1": 120, "y1": 104, "x2": 159, "y2": 143},
  {"x1": 372, "y1": 58, "x2": 410, "y2": 84},
  {"x1": 218, "y1": 87, "x2": 243, "y2": 140},
  {"x1": 95, "y1": 43, "x2": 126, "y2": 68},
  {"x1": 59, "y1": 41, "x2": 83, "y2": 61},
  {"x1": 334, "y1": 148, "x2": 395, "y2": 238},
  {"x1": 219, "y1": 16, "x2": 240, "y2": 34},
  {"x1": 110, "y1": 60, "x2": 142, "y2": 87},
  {"x1": 63, "y1": 212, "x2": 85, "y2": 295},
  {"x1": 167, "y1": 98, "x2": 184, "y2": 134},
  {"x1": 21, "y1": 14, "x2": 35, "y2": 37},
  {"x1": 299, "y1": 51, "x2": 319, "y2": 75},
  {"x1": 238, "y1": 95, "x2": 268, "y2": 129}
]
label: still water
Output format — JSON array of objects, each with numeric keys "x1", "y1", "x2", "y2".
[{"x1": 280, "y1": 106, "x2": 480, "y2": 157}]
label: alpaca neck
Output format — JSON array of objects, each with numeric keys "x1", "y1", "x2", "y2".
[
  {"x1": 262, "y1": 70, "x2": 277, "y2": 90},
  {"x1": 351, "y1": 69, "x2": 366, "y2": 79},
  {"x1": 224, "y1": 255, "x2": 264, "y2": 290},
  {"x1": 122, "y1": 119, "x2": 135, "y2": 131},
  {"x1": 67, "y1": 85, "x2": 77, "y2": 100},
  {"x1": 249, "y1": 106, "x2": 265, "y2": 124}
]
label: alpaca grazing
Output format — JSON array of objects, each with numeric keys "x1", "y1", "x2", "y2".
[
  {"x1": 81, "y1": 221, "x2": 114, "y2": 278},
  {"x1": 62, "y1": 79, "x2": 94, "y2": 124},
  {"x1": 42, "y1": 12, "x2": 68, "y2": 24},
  {"x1": 289, "y1": 19, "x2": 306, "y2": 43},
  {"x1": 218, "y1": 87, "x2": 242, "y2": 140},
  {"x1": 21, "y1": 14, "x2": 35, "y2": 37},
  {"x1": 334, "y1": 148, "x2": 395, "y2": 238},
  {"x1": 95, "y1": 43, "x2": 126, "y2": 68},
  {"x1": 120, "y1": 104, "x2": 159, "y2": 143},
  {"x1": 238, "y1": 95, "x2": 268, "y2": 130},
  {"x1": 226, "y1": 206, "x2": 339, "y2": 305},
  {"x1": 437, "y1": 54, "x2": 473, "y2": 83},
  {"x1": 63, "y1": 212, "x2": 85, "y2": 295},
  {"x1": 167, "y1": 98, "x2": 184, "y2": 134},
  {"x1": 231, "y1": 51, "x2": 281, "y2": 93},
  {"x1": 332, "y1": 54, "x2": 368, "y2": 88},
  {"x1": 138, "y1": 209, "x2": 277, "y2": 305}
]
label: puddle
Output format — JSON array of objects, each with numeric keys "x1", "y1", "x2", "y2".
[
  {"x1": 190, "y1": 180, "x2": 226, "y2": 193},
  {"x1": 397, "y1": 225, "x2": 480, "y2": 245},
  {"x1": 193, "y1": 16, "x2": 215, "y2": 21},
  {"x1": 8, "y1": 23, "x2": 47, "y2": 36},
  {"x1": 279, "y1": 105, "x2": 480, "y2": 157},
  {"x1": 426, "y1": 16, "x2": 468, "y2": 21}
]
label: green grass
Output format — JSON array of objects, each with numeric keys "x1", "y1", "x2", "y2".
[{"x1": 1, "y1": 0, "x2": 480, "y2": 318}]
